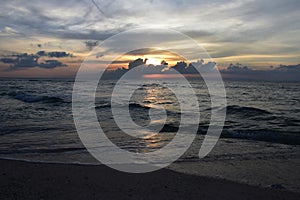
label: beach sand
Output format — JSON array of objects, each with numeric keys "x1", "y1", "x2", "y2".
[{"x1": 0, "y1": 159, "x2": 299, "y2": 200}]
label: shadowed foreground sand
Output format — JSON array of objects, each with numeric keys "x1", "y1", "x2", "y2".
[{"x1": 0, "y1": 159, "x2": 299, "y2": 200}]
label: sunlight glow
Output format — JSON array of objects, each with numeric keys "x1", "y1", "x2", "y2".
[{"x1": 146, "y1": 57, "x2": 163, "y2": 65}]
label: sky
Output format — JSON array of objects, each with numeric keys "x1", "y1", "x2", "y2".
[{"x1": 0, "y1": 0, "x2": 299, "y2": 79}]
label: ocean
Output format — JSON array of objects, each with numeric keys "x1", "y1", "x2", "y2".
[{"x1": 0, "y1": 78, "x2": 299, "y2": 190}]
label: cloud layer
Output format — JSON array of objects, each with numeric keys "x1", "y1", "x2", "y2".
[{"x1": 0, "y1": 0, "x2": 299, "y2": 78}]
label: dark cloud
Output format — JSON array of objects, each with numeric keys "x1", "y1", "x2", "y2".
[
  {"x1": 36, "y1": 51, "x2": 73, "y2": 58},
  {"x1": 105, "y1": 59, "x2": 300, "y2": 81},
  {"x1": 38, "y1": 60, "x2": 66, "y2": 69},
  {"x1": 0, "y1": 58, "x2": 16, "y2": 64},
  {"x1": 104, "y1": 58, "x2": 218, "y2": 79},
  {"x1": 276, "y1": 64, "x2": 300, "y2": 71},
  {"x1": 221, "y1": 63, "x2": 300, "y2": 81},
  {"x1": 226, "y1": 63, "x2": 251, "y2": 72},
  {"x1": 84, "y1": 40, "x2": 99, "y2": 50},
  {"x1": 0, "y1": 51, "x2": 70, "y2": 70}
]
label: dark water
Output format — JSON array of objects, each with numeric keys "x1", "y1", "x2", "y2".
[{"x1": 0, "y1": 79, "x2": 299, "y2": 163}]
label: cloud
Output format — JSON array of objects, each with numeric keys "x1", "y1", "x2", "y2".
[
  {"x1": 36, "y1": 51, "x2": 73, "y2": 58},
  {"x1": 0, "y1": 51, "x2": 71, "y2": 70},
  {"x1": 276, "y1": 64, "x2": 300, "y2": 71},
  {"x1": 84, "y1": 40, "x2": 99, "y2": 50},
  {"x1": 221, "y1": 63, "x2": 300, "y2": 81},
  {"x1": 0, "y1": 0, "x2": 299, "y2": 74},
  {"x1": 38, "y1": 60, "x2": 66, "y2": 69},
  {"x1": 0, "y1": 58, "x2": 16, "y2": 64},
  {"x1": 105, "y1": 58, "x2": 300, "y2": 81},
  {"x1": 0, "y1": 26, "x2": 20, "y2": 36},
  {"x1": 2, "y1": 0, "x2": 298, "y2": 43},
  {"x1": 226, "y1": 63, "x2": 251, "y2": 72}
]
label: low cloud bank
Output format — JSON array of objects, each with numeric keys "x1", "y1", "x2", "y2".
[{"x1": 221, "y1": 63, "x2": 300, "y2": 81}]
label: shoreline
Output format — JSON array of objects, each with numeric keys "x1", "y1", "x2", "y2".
[
  {"x1": 1, "y1": 135, "x2": 299, "y2": 194},
  {"x1": 0, "y1": 158, "x2": 299, "y2": 200}
]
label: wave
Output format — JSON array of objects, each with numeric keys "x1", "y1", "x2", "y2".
[
  {"x1": 160, "y1": 124, "x2": 179, "y2": 132},
  {"x1": 0, "y1": 157, "x2": 100, "y2": 166},
  {"x1": 141, "y1": 83, "x2": 161, "y2": 87},
  {"x1": 156, "y1": 123, "x2": 300, "y2": 145},
  {"x1": 95, "y1": 103, "x2": 180, "y2": 118},
  {"x1": 94, "y1": 103, "x2": 298, "y2": 144},
  {"x1": 95, "y1": 103, "x2": 151, "y2": 110},
  {"x1": 8, "y1": 92, "x2": 68, "y2": 104},
  {"x1": 197, "y1": 125, "x2": 300, "y2": 145},
  {"x1": 225, "y1": 105, "x2": 272, "y2": 115},
  {"x1": 129, "y1": 103, "x2": 150, "y2": 109},
  {"x1": 95, "y1": 104, "x2": 111, "y2": 109},
  {"x1": 221, "y1": 130, "x2": 300, "y2": 145},
  {"x1": 207, "y1": 105, "x2": 272, "y2": 117},
  {"x1": 0, "y1": 147, "x2": 86, "y2": 155}
]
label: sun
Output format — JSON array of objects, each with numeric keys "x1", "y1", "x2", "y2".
[{"x1": 146, "y1": 57, "x2": 162, "y2": 65}]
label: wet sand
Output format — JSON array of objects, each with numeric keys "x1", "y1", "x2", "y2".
[
  {"x1": 0, "y1": 159, "x2": 299, "y2": 200},
  {"x1": 168, "y1": 137, "x2": 300, "y2": 193}
]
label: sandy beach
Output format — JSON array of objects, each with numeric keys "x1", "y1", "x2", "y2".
[{"x1": 0, "y1": 159, "x2": 299, "y2": 200}]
